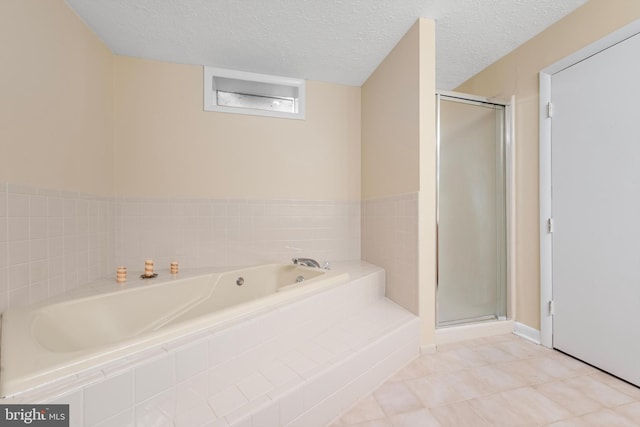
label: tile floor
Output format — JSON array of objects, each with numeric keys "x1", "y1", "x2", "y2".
[{"x1": 328, "y1": 334, "x2": 640, "y2": 427}]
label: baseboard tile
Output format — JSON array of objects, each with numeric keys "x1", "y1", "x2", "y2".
[
  {"x1": 420, "y1": 344, "x2": 437, "y2": 355},
  {"x1": 435, "y1": 320, "x2": 515, "y2": 346},
  {"x1": 514, "y1": 321, "x2": 541, "y2": 345}
]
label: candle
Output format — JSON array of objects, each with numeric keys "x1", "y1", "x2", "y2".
[
  {"x1": 144, "y1": 259, "x2": 154, "y2": 277},
  {"x1": 116, "y1": 266, "x2": 127, "y2": 283}
]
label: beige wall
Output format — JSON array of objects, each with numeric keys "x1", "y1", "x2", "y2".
[
  {"x1": 0, "y1": 0, "x2": 114, "y2": 196},
  {"x1": 0, "y1": 0, "x2": 360, "y2": 201},
  {"x1": 361, "y1": 19, "x2": 437, "y2": 347},
  {"x1": 417, "y1": 19, "x2": 437, "y2": 348},
  {"x1": 114, "y1": 56, "x2": 361, "y2": 201},
  {"x1": 361, "y1": 22, "x2": 421, "y2": 199},
  {"x1": 456, "y1": 0, "x2": 640, "y2": 330}
]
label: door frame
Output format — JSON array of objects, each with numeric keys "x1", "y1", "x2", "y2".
[{"x1": 538, "y1": 19, "x2": 640, "y2": 348}]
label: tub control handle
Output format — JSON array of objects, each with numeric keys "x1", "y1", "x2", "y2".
[{"x1": 236, "y1": 277, "x2": 244, "y2": 286}]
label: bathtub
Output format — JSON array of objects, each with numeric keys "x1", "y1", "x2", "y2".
[{"x1": 0, "y1": 263, "x2": 349, "y2": 397}]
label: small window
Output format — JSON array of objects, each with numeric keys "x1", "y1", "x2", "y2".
[{"x1": 204, "y1": 67, "x2": 305, "y2": 120}]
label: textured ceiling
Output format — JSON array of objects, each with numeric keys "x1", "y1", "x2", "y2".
[{"x1": 64, "y1": 0, "x2": 588, "y2": 89}]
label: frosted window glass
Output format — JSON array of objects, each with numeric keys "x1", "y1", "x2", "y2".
[{"x1": 216, "y1": 91, "x2": 296, "y2": 113}]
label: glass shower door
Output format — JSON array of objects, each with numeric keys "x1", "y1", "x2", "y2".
[{"x1": 437, "y1": 94, "x2": 507, "y2": 327}]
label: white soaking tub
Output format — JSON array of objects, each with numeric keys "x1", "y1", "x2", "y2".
[{"x1": 0, "y1": 263, "x2": 349, "y2": 397}]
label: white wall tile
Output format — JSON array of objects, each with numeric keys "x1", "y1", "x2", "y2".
[
  {"x1": 29, "y1": 281, "x2": 49, "y2": 304},
  {"x1": 30, "y1": 260, "x2": 48, "y2": 284},
  {"x1": 8, "y1": 218, "x2": 29, "y2": 241},
  {"x1": 0, "y1": 217, "x2": 7, "y2": 243},
  {"x1": 7, "y1": 183, "x2": 37, "y2": 195},
  {"x1": 134, "y1": 354, "x2": 175, "y2": 403},
  {"x1": 8, "y1": 263, "x2": 29, "y2": 290},
  {"x1": 47, "y1": 197, "x2": 64, "y2": 217},
  {"x1": 237, "y1": 373, "x2": 273, "y2": 402},
  {"x1": 135, "y1": 390, "x2": 175, "y2": 427},
  {"x1": 30, "y1": 239, "x2": 47, "y2": 262},
  {"x1": 0, "y1": 267, "x2": 7, "y2": 294},
  {"x1": 8, "y1": 286, "x2": 29, "y2": 307},
  {"x1": 93, "y1": 409, "x2": 134, "y2": 427},
  {"x1": 208, "y1": 386, "x2": 248, "y2": 418},
  {"x1": 277, "y1": 383, "x2": 306, "y2": 426},
  {"x1": 175, "y1": 341, "x2": 208, "y2": 383},
  {"x1": 174, "y1": 401, "x2": 218, "y2": 427},
  {"x1": 259, "y1": 361, "x2": 300, "y2": 389},
  {"x1": 47, "y1": 217, "x2": 64, "y2": 238},
  {"x1": 30, "y1": 196, "x2": 48, "y2": 217},
  {"x1": 8, "y1": 194, "x2": 29, "y2": 217},
  {"x1": 83, "y1": 372, "x2": 134, "y2": 426},
  {"x1": 8, "y1": 240, "x2": 29, "y2": 266},
  {"x1": 0, "y1": 191, "x2": 6, "y2": 217},
  {"x1": 251, "y1": 400, "x2": 279, "y2": 427},
  {"x1": 0, "y1": 290, "x2": 7, "y2": 312},
  {"x1": 50, "y1": 390, "x2": 83, "y2": 427}
]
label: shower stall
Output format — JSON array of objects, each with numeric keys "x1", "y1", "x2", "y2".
[{"x1": 436, "y1": 92, "x2": 511, "y2": 327}]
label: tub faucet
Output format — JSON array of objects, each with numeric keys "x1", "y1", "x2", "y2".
[{"x1": 292, "y1": 257, "x2": 321, "y2": 268}]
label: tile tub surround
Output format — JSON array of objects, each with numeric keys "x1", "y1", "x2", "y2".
[
  {"x1": 0, "y1": 181, "x2": 361, "y2": 311},
  {"x1": 361, "y1": 193, "x2": 418, "y2": 314},
  {"x1": 2, "y1": 261, "x2": 421, "y2": 427},
  {"x1": 330, "y1": 334, "x2": 640, "y2": 427},
  {"x1": 0, "y1": 183, "x2": 114, "y2": 312},
  {"x1": 114, "y1": 197, "x2": 361, "y2": 272}
]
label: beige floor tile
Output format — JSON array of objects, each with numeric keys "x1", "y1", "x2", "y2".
[
  {"x1": 330, "y1": 334, "x2": 640, "y2": 427},
  {"x1": 430, "y1": 401, "x2": 490, "y2": 427},
  {"x1": 387, "y1": 358, "x2": 434, "y2": 382},
  {"x1": 499, "y1": 386, "x2": 572, "y2": 425},
  {"x1": 405, "y1": 376, "x2": 460, "y2": 408},
  {"x1": 549, "y1": 352, "x2": 597, "y2": 376},
  {"x1": 467, "y1": 393, "x2": 536, "y2": 427},
  {"x1": 388, "y1": 409, "x2": 442, "y2": 427},
  {"x1": 473, "y1": 343, "x2": 518, "y2": 364},
  {"x1": 481, "y1": 334, "x2": 519, "y2": 344},
  {"x1": 441, "y1": 346, "x2": 492, "y2": 368},
  {"x1": 348, "y1": 419, "x2": 392, "y2": 427},
  {"x1": 436, "y1": 341, "x2": 471, "y2": 353},
  {"x1": 417, "y1": 352, "x2": 466, "y2": 374},
  {"x1": 373, "y1": 381, "x2": 423, "y2": 416},
  {"x1": 500, "y1": 358, "x2": 556, "y2": 385},
  {"x1": 494, "y1": 339, "x2": 550, "y2": 360},
  {"x1": 580, "y1": 409, "x2": 639, "y2": 427},
  {"x1": 590, "y1": 371, "x2": 640, "y2": 400},
  {"x1": 546, "y1": 418, "x2": 590, "y2": 427},
  {"x1": 389, "y1": 353, "x2": 464, "y2": 381},
  {"x1": 613, "y1": 401, "x2": 640, "y2": 423},
  {"x1": 406, "y1": 370, "x2": 492, "y2": 408},
  {"x1": 524, "y1": 356, "x2": 586, "y2": 380},
  {"x1": 534, "y1": 380, "x2": 602, "y2": 416},
  {"x1": 468, "y1": 363, "x2": 525, "y2": 392},
  {"x1": 563, "y1": 375, "x2": 635, "y2": 408},
  {"x1": 339, "y1": 395, "x2": 387, "y2": 426},
  {"x1": 444, "y1": 370, "x2": 495, "y2": 400}
]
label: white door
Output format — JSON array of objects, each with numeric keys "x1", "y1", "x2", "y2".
[{"x1": 551, "y1": 31, "x2": 640, "y2": 386}]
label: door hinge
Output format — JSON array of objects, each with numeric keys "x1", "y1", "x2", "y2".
[
  {"x1": 548, "y1": 300, "x2": 555, "y2": 316},
  {"x1": 547, "y1": 102, "x2": 554, "y2": 118},
  {"x1": 547, "y1": 218, "x2": 554, "y2": 234}
]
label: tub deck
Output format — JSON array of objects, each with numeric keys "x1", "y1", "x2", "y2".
[
  {"x1": 1, "y1": 264, "x2": 348, "y2": 397},
  {"x1": 0, "y1": 262, "x2": 420, "y2": 427}
]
